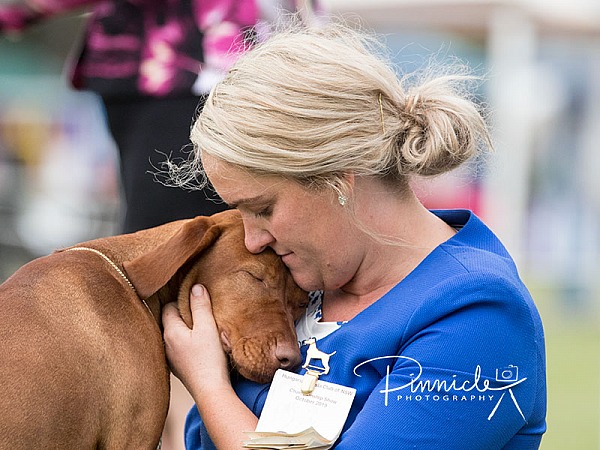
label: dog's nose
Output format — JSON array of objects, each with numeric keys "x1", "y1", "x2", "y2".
[{"x1": 275, "y1": 340, "x2": 302, "y2": 370}]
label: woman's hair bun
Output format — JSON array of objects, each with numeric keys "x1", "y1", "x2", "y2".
[{"x1": 393, "y1": 72, "x2": 491, "y2": 177}]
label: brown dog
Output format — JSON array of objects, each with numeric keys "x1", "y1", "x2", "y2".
[{"x1": 0, "y1": 209, "x2": 307, "y2": 449}]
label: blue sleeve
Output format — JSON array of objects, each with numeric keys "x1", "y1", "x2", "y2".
[
  {"x1": 335, "y1": 275, "x2": 546, "y2": 449},
  {"x1": 184, "y1": 406, "x2": 216, "y2": 450}
]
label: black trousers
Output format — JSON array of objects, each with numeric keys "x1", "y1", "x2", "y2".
[{"x1": 103, "y1": 95, "x2": 227, "y2": 233}]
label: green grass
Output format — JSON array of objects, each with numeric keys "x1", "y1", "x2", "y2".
[{"x1": 531, "y1": 282, "x2": 600, "y2": 450}]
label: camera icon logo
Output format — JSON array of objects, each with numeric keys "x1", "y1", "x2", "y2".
[{"x1": 495, "y1": 365, "x2": 519, "y2": 382}]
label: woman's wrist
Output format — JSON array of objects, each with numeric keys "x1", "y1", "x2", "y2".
[
  {"x1": 193, "y1": 383, "x2": 259, "y2": 450},
  {"x1": 185, "y1": 369, "x2": 233, "y2": 402}
]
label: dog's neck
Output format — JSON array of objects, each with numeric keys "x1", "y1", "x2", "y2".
[{"x1": 62, "y1": 247, "x2": 157, "y2": 324}]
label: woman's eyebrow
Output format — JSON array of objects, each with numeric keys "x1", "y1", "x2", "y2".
[{"x1": 227, "y1": 194, "x2": 271, "y2": 209}]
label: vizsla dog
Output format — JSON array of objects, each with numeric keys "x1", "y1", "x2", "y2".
[{"x1": 0, "y1": 209, "x2": 307, "y2": 449}]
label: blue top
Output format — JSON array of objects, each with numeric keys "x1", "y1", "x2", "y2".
[{"x1": 184, "y1": 210, "x2": 547, "y2": 449}]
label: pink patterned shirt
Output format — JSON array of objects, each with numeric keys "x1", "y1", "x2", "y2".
[{"x1": 1, "y1": 0, "x2": 318, "y2": 98}]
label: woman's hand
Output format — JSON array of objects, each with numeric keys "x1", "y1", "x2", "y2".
[
  {"x1": 163, "y1": 284, "x2": 259, "y2": 448},
  {"x1": 162, "y1": 284, "x2": 231, "y2": 397}
]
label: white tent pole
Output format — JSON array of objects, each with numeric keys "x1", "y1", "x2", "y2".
[{"x1": 483, "y1": 6, "x2": 537, "y2": 267}]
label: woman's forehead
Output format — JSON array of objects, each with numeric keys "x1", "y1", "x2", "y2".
[
  {"x1": 203, "y1": 159, "x2": 286, "y2": 202},
  {"x1": 200, "y1": 152, "x2": 223, "y2": 174}
]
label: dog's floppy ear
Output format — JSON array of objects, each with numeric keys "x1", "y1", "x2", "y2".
[{"x1": 123, "y1": 216, "x2": 223, "y2": 299}]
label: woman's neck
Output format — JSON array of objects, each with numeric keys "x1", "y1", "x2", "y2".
[{"x1": 321, "y1": 190, "x2": 456, "y2": 322}]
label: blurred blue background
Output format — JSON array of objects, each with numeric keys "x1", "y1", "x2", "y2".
[{"x1": 1, "y1": 1, "x2": 598, "y2": 448}]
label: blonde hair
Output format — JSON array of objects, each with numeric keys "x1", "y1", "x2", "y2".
[{"x1": 174, "y1": 20, "x2": 492, "y2": 198}]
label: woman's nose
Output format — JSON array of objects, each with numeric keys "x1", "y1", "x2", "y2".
[{"x1": 244, "y1": 224, "x2": 275, "y2": 254}]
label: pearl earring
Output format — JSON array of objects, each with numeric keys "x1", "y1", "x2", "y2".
[{"x1": 338, "y1": 195, "x2": 348, "y2": 206}]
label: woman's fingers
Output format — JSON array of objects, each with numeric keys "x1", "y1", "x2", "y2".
[
  {"x1": 162, "y1": 301, "x2": 184, "y2": 330},
  {"x1": 188, "y1": 284, "x2": 218, "y2": 331},
  {"x1": 162, "y1": 284, "x2": 231, "y2": 393}
]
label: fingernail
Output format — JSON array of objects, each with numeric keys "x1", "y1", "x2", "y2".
[{"x1": 191, "y1": 284, "x2": 205, "y2": 296}]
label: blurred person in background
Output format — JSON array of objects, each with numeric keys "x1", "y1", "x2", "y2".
[
  {"x1": 162, "y1": 20, "x2": 547, "y2": 449},
  {"x1": 0, "y1": 0, "x2": 321, "y2": 233},
  {"x1": 0, "y1": 2, "x2": 322, "y2": 449}
]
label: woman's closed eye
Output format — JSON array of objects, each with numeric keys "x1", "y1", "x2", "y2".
[
  {"x1": 232, "y1": 200, "x2": 273, "y2": 220},
  {"x1": 253, "y1": 206, "x2": 272, "y2": 219}
]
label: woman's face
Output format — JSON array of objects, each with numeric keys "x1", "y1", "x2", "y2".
[{"x1": 202, "y1": 153, "x2": 364, "y2": 292}]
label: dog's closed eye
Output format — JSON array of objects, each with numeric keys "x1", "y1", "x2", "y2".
[{"x1": 239, "y1": 269, "x2": 269, "y2": 288}]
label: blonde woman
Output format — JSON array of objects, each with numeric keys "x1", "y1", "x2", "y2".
[{"x1": 163, "y1": 21, "x2": 546, "y2": 450}]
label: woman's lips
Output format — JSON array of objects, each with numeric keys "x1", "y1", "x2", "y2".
[{"x1": 280, "y1": 252, "x2": 293, "y2": 266}]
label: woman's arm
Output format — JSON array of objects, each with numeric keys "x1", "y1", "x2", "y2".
[{"x1": 162, "y1": 284, "x2": 258, "y2": 449}]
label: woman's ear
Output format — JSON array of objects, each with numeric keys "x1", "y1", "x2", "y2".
[
  {"x1": 335, "y1": 172, "x2": 355, "y2": 206},
  {"x1": 342, "y1": 172, "x2": 355, "y2": 192}
]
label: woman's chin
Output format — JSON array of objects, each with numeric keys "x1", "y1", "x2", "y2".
[{"x1": 289, "y1": 271, "x2": 321, "y2": 293}]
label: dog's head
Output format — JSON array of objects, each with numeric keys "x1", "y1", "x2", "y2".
[{"x1": 123, "y1": 209, "x2": 307, "y2": 384}]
